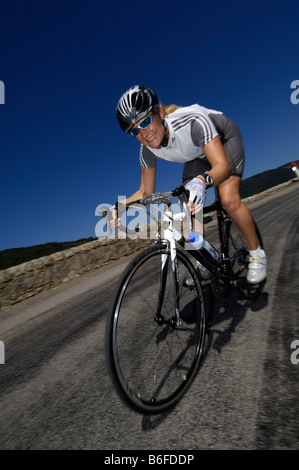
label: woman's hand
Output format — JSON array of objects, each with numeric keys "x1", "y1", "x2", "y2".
[
  {"x1": 110, "y1": 208, "x2": 121, "y2": 230},
  {"x1": 184, "y1": 177, "x2": 206, "y2": 214}
]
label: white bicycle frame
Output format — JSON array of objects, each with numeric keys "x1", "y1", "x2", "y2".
[{"x1": 158, "y1": 201, "x2": 193, "y2": 327}]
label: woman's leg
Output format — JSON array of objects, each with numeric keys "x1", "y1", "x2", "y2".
[
  {"x1": 218, "y1": 176, "x2": 266, "y2": 283},
  {"x1": 218, "y1": 176, "x2": 258, "y2": 250}
]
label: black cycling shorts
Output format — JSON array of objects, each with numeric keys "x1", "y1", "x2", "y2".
[{"x1": 182, "y1": 117, "x2": 245, "y2": 183}]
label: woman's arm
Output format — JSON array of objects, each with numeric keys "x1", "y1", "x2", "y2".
[
  {"x1": 111, "y1": 167, "x2": 156, "y2": 229},
  {"x1": 198, "y1": 136, "x2": 231, "y2": 186},
  {"x1": 123, "y1": 167, "x2": 156, "y2": 204}
]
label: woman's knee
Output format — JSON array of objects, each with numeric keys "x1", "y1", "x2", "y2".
[
  {"x1": 220, "y1": 194, "x2": 242, "y2": 214},
  {"x1": 218, "y1": 176, "x2": 242, "y2": 214}
]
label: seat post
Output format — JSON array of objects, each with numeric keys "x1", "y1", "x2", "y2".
[{"x1": 214, "y1": 186, "x2": 220, "y2": 202}]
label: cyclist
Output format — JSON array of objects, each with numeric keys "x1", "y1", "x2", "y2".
[{"x1": 114, "y1": 85, "x2": 267, "y2": 284}]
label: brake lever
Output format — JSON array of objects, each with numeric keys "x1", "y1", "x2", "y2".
[
  {"x1": 173, "y1": 185, "x2": 193, "y2": 231},
  {"x1": 105, "y1": 201, "x2": 141, "y2": 236},
  {"x1": 98, "y1": 206, "x2": 114, "y2": 240}
]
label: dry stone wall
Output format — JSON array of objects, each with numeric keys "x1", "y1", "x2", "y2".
[{"x1": 0, "y1": 237, "x2": 152, "y2": 309}]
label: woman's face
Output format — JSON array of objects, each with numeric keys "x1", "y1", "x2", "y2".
[{"x1": 134, "y1": 108, "x2": 165, "y2": 148}]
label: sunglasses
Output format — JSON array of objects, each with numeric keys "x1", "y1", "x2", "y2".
[{"x1": 129, "y1": 113, "x2": 155, "y2": 136}]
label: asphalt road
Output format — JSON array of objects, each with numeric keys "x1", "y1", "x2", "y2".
[{"x1": 0, "y1": 182, "x2": 298, "y2": 450}]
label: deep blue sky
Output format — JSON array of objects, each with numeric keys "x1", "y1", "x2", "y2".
[{"x1": 0, "y1": 0, "x2": 298, "y2": 251}]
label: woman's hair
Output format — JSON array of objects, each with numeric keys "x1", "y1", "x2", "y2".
[{"x1": 161, "y1": 104, "x2": 181, "y2": 116}]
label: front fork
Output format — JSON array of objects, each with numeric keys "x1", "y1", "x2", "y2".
[
  {"x1": 155, "y1": 209, "x2": 182, "y2": 327},
  {"x1": 155, "y1": 239, "x2": 181, "y2": 328},
  {"x1": 169, "y1": 238, "x2": 182, "y2": 327}
]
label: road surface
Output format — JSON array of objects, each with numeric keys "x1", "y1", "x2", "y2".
[{"x1": 0, "y1": 182, "x2": 298, "y2": 450}]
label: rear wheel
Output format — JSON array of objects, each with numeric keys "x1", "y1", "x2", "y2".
[{"x1": 105, "y1": 243, "x2": 206, "y2": 414}]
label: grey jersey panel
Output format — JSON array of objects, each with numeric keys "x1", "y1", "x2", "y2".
[
  {"x1": 190, "y1": 114, "x2": 217, "y2": 147},
  {"x1": 139, "y1": 144, "x2": 158, "y2": 168},
  {"x1": 183, "y1": 114, "x2": 245, "y2": 179}
]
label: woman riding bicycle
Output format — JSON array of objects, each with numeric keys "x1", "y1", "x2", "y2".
[{"x1": 114, "y1": 85, "x2": 267, "y2": 284}]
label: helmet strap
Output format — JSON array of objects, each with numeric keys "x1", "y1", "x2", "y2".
[{"x1": 161, "y1": 120, "x2": 169, "y2": 147}]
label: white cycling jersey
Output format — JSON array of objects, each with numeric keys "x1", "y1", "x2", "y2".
[
  {"x1": 139, "y1": 103, "x2": 245, "y2": 178},
  {"x1": 139, "y1": 104, "x2": 223, "y2": 167}
]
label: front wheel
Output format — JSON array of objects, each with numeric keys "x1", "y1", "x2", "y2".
[
  {"x1": 226, "y1": 219, "x2": 266, "y2": 299},
  {"x1": 105, "y1": 243, "x2": 206, "y2": 414}
]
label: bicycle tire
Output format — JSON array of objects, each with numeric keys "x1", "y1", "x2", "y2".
[
  {"x1": 105, "y1": 243, "x2": 206, "y2": 414},
  {"x1": 226, "y1": 219, "x2": 266, "y2": 299}
]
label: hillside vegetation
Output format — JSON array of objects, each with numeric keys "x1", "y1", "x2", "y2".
[
  {"x1": 0, "y1": 238, "x2": 97, "y2": 271},
  {"x1": 240, "y1": 161, "x2": 298, "y2": 198},
  {"x1": 1, "y1": 161, "x2": 298, "y2": 270}
]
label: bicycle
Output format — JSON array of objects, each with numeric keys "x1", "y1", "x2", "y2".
[{"x1": 100, "y1": 185, "x2": 265, "y2": 414}]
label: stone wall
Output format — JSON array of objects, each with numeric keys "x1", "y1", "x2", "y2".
[{"x1": 0, "y1": 237, "x2": 152, "y2": 309}]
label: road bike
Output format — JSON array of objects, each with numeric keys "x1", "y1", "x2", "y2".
[{"x1": 99, "y1": 185, "x2": 265, "y2": 414}]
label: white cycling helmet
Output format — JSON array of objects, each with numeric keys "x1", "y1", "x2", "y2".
[{"x1": 116, "y1": 85, "x2": 159, "y2": 133}]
